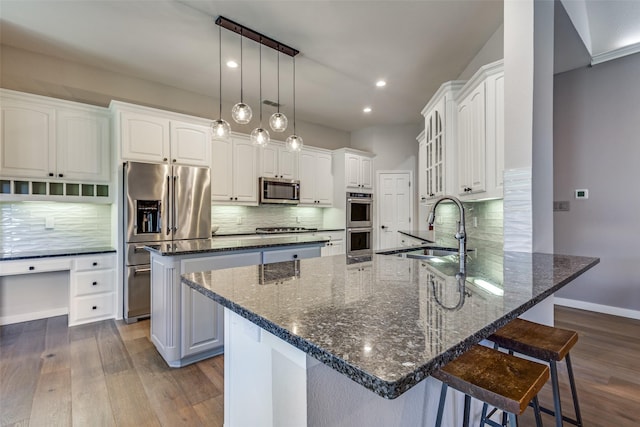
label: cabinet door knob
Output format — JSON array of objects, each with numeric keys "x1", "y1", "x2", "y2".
[
  {"x1": 92, "y1": 262, "x2": 98, "y2": 266},
  {"x1": 58, "y1": 173, "x2": 64, "y2": 178},
  {"x1": 49, "y1": 173, "x2": 54, "y2": 177},
  {"x1": 173, "y1": 159, "x2": 176, "y2": 163},
  {"x1": 92, "y1": 281, "x2": 98, "y2": 286},
  {"x1": 229, "y1": 197, "x2": 233, "y2": 200},
  {"x1": 29, "y1": 266, "x2": 35, "y2": 271},
  {"x1": 163, "y1": 158, "x2": 168, "y2": 162},
  {"x1": 92, "y1": 305, "x2": 97, "y2": 310},
  {"x1": 293, "y1": 254, "x2": 298, "y2": 259}
]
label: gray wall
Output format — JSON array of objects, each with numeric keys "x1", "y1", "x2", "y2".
[
  {"x1": 0, "y1": 44, "x2": 350, "y2": 150},
  {"x1": 553, "y1": 52, "x2": 640, "y2": 311}
]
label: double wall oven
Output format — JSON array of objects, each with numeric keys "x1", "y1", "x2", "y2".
[{"x1": 346, "y1": 192, "x2": 373, "y2": 256}]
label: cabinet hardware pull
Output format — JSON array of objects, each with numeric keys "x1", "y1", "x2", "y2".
[
  {"x1": 49, "y1": 173, "x2": 54, "y2": 177},
  {"x1": 92, "y1": 281, "x2": 97, "y2": 286},
  {"x1": 29, "y1": 266, "x2": 35, "y2": 271},
  {"x1": 58, "y1": 173, "x2": 64, "y2": 178},
  {"x1": 163, "y1": 157, "x2": 168, "y2": 162},
  {"x1": 92, "y1": 306, "x2": 97, "y2": 310},
  {"x1": 134, "y1": 267, "x2": 151, "y2": 274},
  {"x1": 92, "y1": 262, "x2": 98, "y2": 266},
  {"x1": 293, "y1": 254, "x2": 298, "y2": 259},
  {"x1": 173, "y1": 159, "x2": 176, "y2": 163}
]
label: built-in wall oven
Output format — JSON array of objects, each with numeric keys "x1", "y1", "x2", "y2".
[
  {"x1": 346, "y1": 228, "x2": 373, "y2": 256},
  {"x1": 346, "y1": 192, "x2": 373, "y2": 228}
]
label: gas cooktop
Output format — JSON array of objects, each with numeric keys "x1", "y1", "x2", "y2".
[{"x1": 255, "y1": 227, "x2": 318, "y2": 234}]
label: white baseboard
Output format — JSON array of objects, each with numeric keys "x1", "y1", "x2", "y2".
[
  {"x1": 0, "y1": 307, "x2": 68, "y2": 326},
  {"x1": 554, "y1": 297, "x2": 640, "y2": 320}
]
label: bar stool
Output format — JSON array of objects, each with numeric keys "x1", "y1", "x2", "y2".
[
  {"x1": 433, "y1": 345, "x2": 548, "y2": 427},
  {"x1": 489, "y1": 318, "x2": 582, "y2": 427}
]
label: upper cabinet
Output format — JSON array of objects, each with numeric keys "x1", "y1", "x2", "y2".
[
  {"x1": 417, "y1": 60, "x2": 504, "y2": 203},
  {"x1": 418, "y1": 82, "x2": 464, "y2": 204},
  {"x1": 0, "y1": 90, "x2": 110, "y2": 182},
  {"x1": 259, "y1": 142, "x2": 298, "y2": 180},
  {"x1": 112, "y1": 101, "x2": 210, "y2": 167},
  {"x1": 455, "y1": 60, "x2": 504, "y2": 200},
  {"x1": 333, "y1": 148, "x2": 375, "y2": 193},
  {"x1": 299, "y1": 147, "x2": 332, "y2": 206},
  {"x1": 211, "y1": 134, "x2": 258, "y2": 205}
]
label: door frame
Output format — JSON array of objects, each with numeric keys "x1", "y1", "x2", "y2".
[{"x1": 375, "y1": 170, "x2": 414, "y2": 250}]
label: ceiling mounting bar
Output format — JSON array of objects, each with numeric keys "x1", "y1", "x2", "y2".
[{"x1": 215, "y1": 16, "x2": 299, "y2": 57}]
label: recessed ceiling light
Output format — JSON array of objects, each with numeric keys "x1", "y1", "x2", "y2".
[
  {"x1": 375, "y1": 80, "x2": 386, "y2": 87},
  {"x1": 363, "y1": 107, "x2": 372, "y2": 113},
  {"x1": 226, "y1": 60, "x2": 238, "y2": 68}
]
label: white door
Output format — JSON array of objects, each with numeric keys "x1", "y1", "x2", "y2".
[{"x1": 377, "y1": 172, "x2": 412, "y2": 250}]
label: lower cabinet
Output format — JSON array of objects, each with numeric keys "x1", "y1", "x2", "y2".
[
  {"x1": 150, "y1": 245, "x2": 323, "y2": 367},
  {"x1": 69, "y1": 254, "x2": 116, "y2": 326}
]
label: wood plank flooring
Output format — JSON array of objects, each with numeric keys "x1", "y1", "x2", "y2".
[{"x1": 1, "y1": 306, "x2": 638, "y2": 426}]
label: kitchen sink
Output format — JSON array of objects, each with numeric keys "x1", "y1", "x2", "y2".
[{"x1": 376, "y1": 245, "x2": 459, "y2": 259}]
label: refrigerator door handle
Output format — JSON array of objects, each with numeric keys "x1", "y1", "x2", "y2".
[
  {"x1": 173, "y1": 175, "x2": 178, "y2": 232},
  {"x1": 166, "y1": 175, "x2": 172, "y2": 236}
]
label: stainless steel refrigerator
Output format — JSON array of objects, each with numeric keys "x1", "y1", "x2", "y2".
[{"x1": 123, "y1": 161, "x2": 211, "y2": 323}]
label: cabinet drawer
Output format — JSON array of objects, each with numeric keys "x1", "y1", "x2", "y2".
[
  {"x1": 72, "y1": 269, "x2": 115, "y2": 296},
  {"x1": 70, "y1": 293, "x2": 114, "y2": 325},
  {"x1": 262, "y1": 246, "x2": 321, "y2": 264},
  {"x1": 74, "y1": 254, "x2": 115, "y2": 271},
  {"x1": 1, "y1": 258, "x2": 71, "y2": 276}
]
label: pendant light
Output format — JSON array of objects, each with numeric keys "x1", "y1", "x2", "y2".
[
  {"x1": 231, "y1": 29, "x2": 252, "y2": 124},
  {"x1": 250, "y1": 40, "x2": 270, "y2": 147},
  {"x1": 285, "y1": 57, "x2": 303, "y2": 152},
  {"x1": 269, "y1": 50, "x2": 288, "y2": 132},
  {"x1": 211, "y1": 25, "x2": 230, "y2": 140}
]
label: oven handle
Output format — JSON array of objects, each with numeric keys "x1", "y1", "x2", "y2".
[
  {"x1": 133, "y1": 267, "x2": 151, "y2": 275},
  {"x1": 347, "y1": 198, "x2": 373, "y2": 204},
  {"x1": 346, "y1": 227, "x2": 373, "y2": 233}
]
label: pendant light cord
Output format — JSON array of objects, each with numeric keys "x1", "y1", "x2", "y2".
[
  {"x1": 293, "y1": 56, "x2": 296, "y2": 134},
  {"x1": 218, "y1": 25, "x2": 222, "y2": 118},
  {"x1": 259, "y1": 40, "x2": 263, "y2": 124},
  {"x1": 276, "y1": 50, "x2": 280, "y2": 113},
  {"x1": 240, "y1": 31, "x2": 244, "y2": 102}
]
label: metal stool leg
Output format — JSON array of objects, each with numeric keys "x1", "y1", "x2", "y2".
[
  {"x1": 435, "y1": 382, "x2": 448, "y2": 427},
  {"x1": 550, "y1": 360, "x2": 563, "y2": 427},
  {"x1": 532, "y1": 396, "x2": 543, "y2": 427},
  {"x1": 463, "y1": 394, "x2": 471, "y2": 427},
  {"x1": 566, "y1": 353, "x2": 583, "y2": 426}
]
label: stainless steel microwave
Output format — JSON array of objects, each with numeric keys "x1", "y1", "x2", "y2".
[{"x1": 259, "y1": 177, "x2": 300, "y2": 204}]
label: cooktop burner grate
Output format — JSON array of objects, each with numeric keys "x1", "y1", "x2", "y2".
[{"x1": 255, "y1": 227, "x2": 318, "y2": 234}]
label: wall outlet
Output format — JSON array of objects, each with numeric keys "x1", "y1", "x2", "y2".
[
  {"x1": 296, "y1": 216, "x2": 300, "y2": 223},
  {"x1": 575, "y1": 189, "x2": 589, "y2": 199},
  {"x1": 236, "y1": 216, "x2": 243, "y2": 225},
  {"x1": 45, "y1": 216, "x2": 55, "y2": 229}
]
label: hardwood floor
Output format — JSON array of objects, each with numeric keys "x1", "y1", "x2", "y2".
[{"x1": 1, "y1": 306, "x2": 638, "y2": 426}]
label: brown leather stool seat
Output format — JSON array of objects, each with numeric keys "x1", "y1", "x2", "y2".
[
  {"x1": 433, "y1": 345, "x2": 548, "y2": 427},
  {"x1": 489, "y1": 318, "x2": 582, "y2": 427}
]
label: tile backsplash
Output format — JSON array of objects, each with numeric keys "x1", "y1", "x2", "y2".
[
  {"x1": 432, "y1": 199, "x2": 503, "y2": 244},
  {"x1": 1, "y1": 202, "x2": 112, "y2": 254},
  {"x1": 211, "y1": 205, "x2": 325, "y2": 234}
]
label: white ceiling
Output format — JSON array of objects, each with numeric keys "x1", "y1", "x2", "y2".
[
  {"x1": 0, "y1": 0, "x2": 503, "y2": 132},
  {"x1": 1, "y1": 1, "x2": 638, "y2": 132}
]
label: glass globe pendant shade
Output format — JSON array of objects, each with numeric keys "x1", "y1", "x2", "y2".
[
  {"x1": 285, "y1": 134, "x2": 303, "y2": 152},
  {"x1": 211, "y1": 119, "x2": 230, "y2": 140},
  {"x1": 232, "y1": 102, "x2": 252, "y2": 124},
  {"x1": 250, "y1": 127, "x2": 270, "y2": 147},
  {"x1": 269, "y1": 112, "x2": 288, "y2": 132}
]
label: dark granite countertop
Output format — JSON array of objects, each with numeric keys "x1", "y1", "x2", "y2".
[
  {"x1": 213, "y1": 228, "x2": 345, "y2": 237},
  {"x1": 182, "y1": 250, "x2": 599, "y2": 399},
  {"x1": 146, "y1": 235, "x2": 330, "y2": 256},
  {"x1": 1, "y1": 247, "x2": 116, "y2": 261}
]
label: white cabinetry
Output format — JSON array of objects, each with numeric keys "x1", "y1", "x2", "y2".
[
  {"x1": 318, "y1": 231, "x2": 345, "y2": 257},
  {"x1": 211, "y1": 135, "x2": 258, "y2": 204},
  {"x1": 259, "y1": 142, "x2": 298, "y2": 180},
  {"x1": 454, "y1": 60, "x2": 504, "y2": 200},
  {"x1": 0, "y1": 89, "x2": 110, "y2": 182},
  {"x1": 345, "y1": 151, "x2": 373, "y2": 190},
  {"x1": 418, "y1": 82, "x2": 464, "y2": 204},
  {"x1": 299, "y1": 147, "x2": 333, "y2": 206},
  {"x1": 112, "y1": 101, "x2": 211, "y2": 167},
  {"x1": 399, "y1": 234, "x2": 425, "y2": 247},
  {"x1": 69, "y1": 254, "x2": 116, "y2": 326}
]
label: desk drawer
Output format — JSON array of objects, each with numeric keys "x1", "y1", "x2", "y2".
[
  {"x1": 72, "y1": 269, "x2": 115, "y2": 297},
  {"x1": 75, "y1": 254, "x2": 115, "y2": 271},
  {"x1": 1, "y1": 258, "x2": 72, "y2": 276},
  {"x1": 70, "y1": 293, "x2": 114, "y2": 326}
]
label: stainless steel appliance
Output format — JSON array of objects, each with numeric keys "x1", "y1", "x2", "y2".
[
  {"x1": 259, "y1": 177, "x2": 300, "y2": 204},
  {"x1": 346, "y1": 227, "x2": 373, "y2": 256},
  {"x1": 346, "y1": 192, "x2": 373, "y2": 228},
  {"x1": 123, "y1": 161, "x2": 211, "y2": 323}
]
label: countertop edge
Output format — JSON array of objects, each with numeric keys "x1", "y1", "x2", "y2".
[
  {"x1": 147, "y1": 237, "x2": 329, "y2": 256},
  {"x1": 182, "y1": 254, "x2": 600, "y2": 400},
  {"x1": 1, "y1": 248, "x2": 117, "y2": 261}
]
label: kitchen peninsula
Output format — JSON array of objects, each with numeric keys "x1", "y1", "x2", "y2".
[
  {"x1": 182, "y1": 249, "x2": 598, "y2": 426},
  {"x1": 146, "y1": 234, "x2": 329, "y2": 367}
]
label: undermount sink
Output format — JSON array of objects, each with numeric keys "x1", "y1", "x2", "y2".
[{"x1": 376, "y1": 245, "x2": 460, "y2": 260}]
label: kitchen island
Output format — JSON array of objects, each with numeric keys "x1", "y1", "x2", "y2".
[
  {"x1": 182, "y1": 249, "x2": 598, "y2": 426},
  {"x1": 146, "y1": 234, "x2": 328, "y2": 367}
]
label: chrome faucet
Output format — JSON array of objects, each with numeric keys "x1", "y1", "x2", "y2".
[{"x1": 427, "y1": 195, "x2": 466, "y2": 261}]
